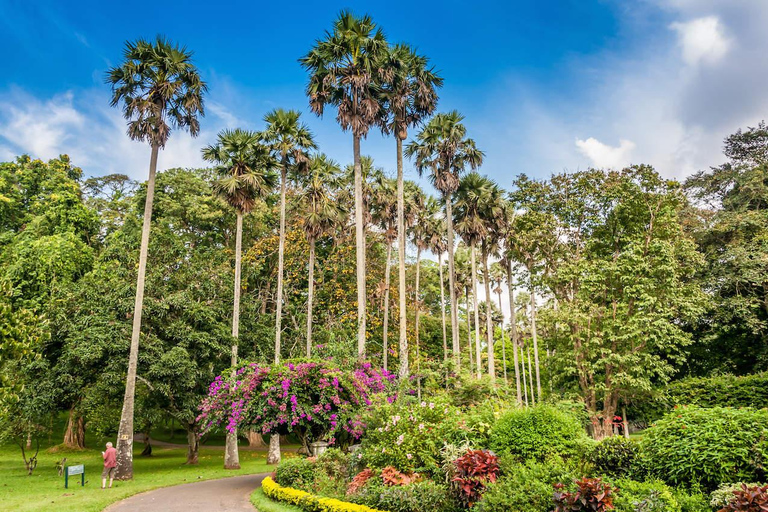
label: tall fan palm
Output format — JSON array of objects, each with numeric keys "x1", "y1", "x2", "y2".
[
  {"x1": 454, "y1": 244, "x2": 475, "y2": 375},
  {"x1": 479, "y1": 183, "x2": 506, "y2": 382},
  {"x1": 490, "y1": 262, "x2": 509, "y2": 384},
  {"x1": 298, "y1": 154, "x2": 345, "y2": 357},
  {"x1": 379, "y1": 43, "x2": 442, "y2": 379},
  {"x1": 405, "y1": 111, "x2": 483, "y2": 370},
  {"x1": 409, "y1": 193, "x2": 436, "y2": 379},
  {"x1": 426, "y1": 209, "x2": 449, "y2": 362},
  {"x1": 454, "y1": 173, "x2": 494, "y2": 378},
  {"x1": 106, "y1": 36, "x2": 206, "y2": 480},
  {"x1": 261, "y1": 109, "x2": 316, "y2": 367},
  {"x1": 501, "y1": 253, "x2": 523, "y2": 405},
  {"x1": 202, "y1": 128, "x2": 276, "y2": 469},
  {"x1": 301, "y1": 11, "x2": 388, "y2": 358}
]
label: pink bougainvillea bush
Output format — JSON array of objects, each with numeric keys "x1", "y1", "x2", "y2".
[{"x1": 198, "y1": 359, "x2": 395, "y2": 448}]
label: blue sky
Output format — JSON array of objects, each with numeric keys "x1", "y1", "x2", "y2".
[{"x1": 2, "y1": 0, "x2": 767, "y2": 188}]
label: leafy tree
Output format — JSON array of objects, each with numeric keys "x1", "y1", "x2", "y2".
[
  {"x1": 106, "y1": 36, "x2": 206, "y2": 479},
  {"x1": 301, "y1": 11, "x2": 388, "y2": 358},
  {"x1": 202, "y1": 129, "x2": 276, "y2": 469}
]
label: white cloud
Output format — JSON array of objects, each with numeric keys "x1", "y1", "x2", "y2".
[
  {"x1": 670, "y1": 16, "x2": 730, "y2": 67},
  {"x1": 575, "y1": 137, "x2": 636, "y2": 169}
]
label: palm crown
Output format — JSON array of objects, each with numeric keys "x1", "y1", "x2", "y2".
[
  {"x1": 454, "y1": 173, "x2": 497, "y2": 246},
  {"x1": 261, "y1": 108, "x2": 317, "y2": 173},
  {"x1": 202, "y1": 129, "x2": 277, "y2": 214},
  {"x1": 299, "y1": 154, "x2": 345, "y2": 241},
  {"x1": 106, "y1": 36, "x2": 207, "y2": 147}
]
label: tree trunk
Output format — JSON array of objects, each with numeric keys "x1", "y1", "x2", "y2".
[
  {"x1": 521, "y1": 340, "x2": 529, "y2": 406},
  {"x1": 275, "y1": 164, "x2": 287, "y2": 364},
  {"x1": 465, "y1": 289, "x2": 474, "y2": 375},
  {"x1": 445, "y1": 196, "x2": 460, "y2": 368},
  {"x1": 186, "y1": 427, "x2": 199, "y2": 465},
  {"x1": 353, "y1": 135, "x2": 367, "y2": 357},
  {"x1": 622, "y1": 406, "x2": 630, "y2": 440},
  {"x1": 506, "y1": 260, "x2": 522, "y2": 406},
  {"x1": 496, "y1": 289, "x2": 508, "y2": 385},
  {"x1": 140, "y1": 429, "x2": 152, "y2": 456},
  {"x1": 63, "y1": 408, "x2": 85, "y2": 449},
  {"x1": 438, "y1": 251, "x2": 448, "y2": 363},
  {"x1": 470, "y1": 243, "x2": 482, "y2": 379},
  {"x1": 247, "y1": 431, "x2": 266, "y2": 448},
  {"x1": 530, "y1": 288, "x2": 542, "y2": 402},
  {"x1": 482, "y1": 250, "x2": 495, "y2": 382},
  {"x1": 383, "y1": 241, "x2": 392, "y2": 371},
  {"x1": 224, "y1": 212, "x2": 243, "y2": 470},
  {"x1": 116, "y1": 142, "x2": 159, "y2": 480},
  {"x1": 267, "y1": 435, "x2": 281, "y2": 465},
  {"x1": 527, "y1": 343, "x2": 536, "y2": 406},
  {"x1": 306, "y1": 238, "x2": 316, "y2": 357},
  {"x1": 396, "y1": 136, "x2": 408, "y2": 372},
  {"x1": 412, "y1": 246, "x2": 422, "y2": 392}
]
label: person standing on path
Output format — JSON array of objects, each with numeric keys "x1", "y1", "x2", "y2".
[{"x1": 102, "y1": 442, "x2": 117, "y2": 489}]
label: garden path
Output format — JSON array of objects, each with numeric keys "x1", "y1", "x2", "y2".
[{"x1": 104, "y1": 472, "x2": 268, "y2": 512}]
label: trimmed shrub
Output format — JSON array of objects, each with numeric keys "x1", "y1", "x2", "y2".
[
  {"x1": 488, "y1": 405, "x2": 589, "y2": 461},
  {"x1": 475, "y1": 457, "x2": 578, "y2": 512},
  {"x1": 371, "y1": 480, "x2": 459, "y2": 512},
  {"x1": 262, "y1": 476, "x2": 387, "y2": 512},
  {"x1": 613, "y1": 479, "x2": 680, "y2": 512},
  {"x1": 590, "y1": 436, "x2": 643, "y2": 479},
  {"x1": 641, "y1": 406, "x2": 768, "y2": 491},
  {"x1": 274, "y1": 457, "x2": 317, "y2": 489}
]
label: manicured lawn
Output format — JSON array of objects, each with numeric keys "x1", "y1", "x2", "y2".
[
  {"x1": 251, "y1": 487, "x2": 303, "y2": 512},
  {"x1": 0, "y1": 442, "x2": 274, "y2": 512}
]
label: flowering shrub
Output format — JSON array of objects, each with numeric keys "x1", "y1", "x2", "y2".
[
  {"x1": 198, "y1": 359, "x2": 394, "y2": 446},
  {"x1": 451, "y1": 449, "x2": 500, "y2": 507},
  {"x1": 553, "y1": 477, "x2": 616, "y2": 512},
  {"x1": 359, "y1": 396, "x2": 461, "y2": 475}
]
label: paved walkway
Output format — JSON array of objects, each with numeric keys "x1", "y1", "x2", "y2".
[{"x1": 104, "y1": 473, "x2": 269, "y2": 512}]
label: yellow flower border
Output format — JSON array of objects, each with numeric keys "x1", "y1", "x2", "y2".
[{"x1": 261, "y1": 476, "x2": 387, "y2": 512}]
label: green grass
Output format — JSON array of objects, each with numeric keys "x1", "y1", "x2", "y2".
[
  {"x1": 250, "y1": 487, "x2": 303, "y2": 512},
  {"x1": 0, "y1": 442, "x2": 274, "y2": 512}
]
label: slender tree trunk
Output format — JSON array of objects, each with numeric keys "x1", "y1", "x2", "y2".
[
  {"x1": 445, "y1": 197, "x2": 460, "y2": 368},
  {"x1": 412, "y1": 246, "x2": 422, "y2": 391},
  {"x1": 354, "y1": 135, "x2": 367, "y2": 357},
  {"x1": 186, "y1": 426, "x2": 199, "y2": 465},
  {"x1": 470, "y1": 243, "x2": 482, "y2": 379},
  {"x1": 224, "y1": 212, "x2": 243, "y2": 470},
  {"x1": 521, "y1": 340, "x2": 529, "y2": 406},
  {"x1": 275, "y1": 164, "x2": 288, "y2": 364},
  {"x1": 383, "y1": 241, "x2": 391, "y2": 372},
  {"x1": 306, "y1": 238, "x2": 316, "y2": 357},
  {"x1": 267, "y1": 434, "x2": 281, "y2": 465},
  {"x1": 438, "y1": 251, "x2": 448, "y2": 363},
  {"x1": 465, "y1": 289, "x2": 474, "y2": 375},
  {"x1": 63, "y1": 408, "x2": 85, "y2": 449},
  {"x1": 140, "y1": 428, "x2": 152, "y2": 456},
  {"x1": 530, "y1": 287, "x2": 542, "y2": 401},
  {"x1": 496, "y1": 289, "x2": 508, "y2": 385},
  {"x1": 506, "y1": 260, "x2": 522, "y2": 406},
  {"x1": 622, "y1": 406, "x2": 630, "y2": 440},
  {"x1": 116, "y1": 142, "x2": 159, "y2": 480},
  {"x1": 482, "y1": 250, "x2": 495, "y2": 382},
  {"x1": 396, "y1": 137, "x2": 408, "y2": 373},
  {"x1": 527, "y1": 343, "x2": 536, "y2": 406}
]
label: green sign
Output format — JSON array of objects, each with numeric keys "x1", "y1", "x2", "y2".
[{"x1": 65, "y1": 464, "x2": 85, "y2": 488}]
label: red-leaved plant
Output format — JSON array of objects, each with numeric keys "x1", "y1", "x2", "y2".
[
  {"x1": 718, "y1": 484, "x2": 768, "y2": 512},
  {"x1": 452, "y1": 449, "x2": 500, "y2": 507},
  {"x1": 381, "y1": 466, "x2": 421, "y2": 486},
  {"x1": 347, "y1": 468, "x2": 374, "y2": 495},
  {"x1": 553, "y1": 477, "x2": 615, "y2": 512}
]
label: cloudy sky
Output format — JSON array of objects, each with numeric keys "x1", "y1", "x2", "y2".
[{"x1": 3, "y1": 0, "x2": 766, "y2": 186}]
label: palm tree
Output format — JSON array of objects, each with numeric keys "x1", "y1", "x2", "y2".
[
  {"x1": 301, "y1": 11, "x2": 387, "y2": 358},
  {"x1": 454, "y1": 173, "x2": 493, "y2": 378},
  {"x1": 502, "y1": 254, "x2": 523, "y2": 405},
  {"x1": 406, "y1": 112, "x2": 483, "y2": 370},
  {"x1": 261, "y1": 109, "x2": 316, "y2": 368},
  {"x1": 408, "y1": 191, "x2": 432, "y2": 380},
  {"x1": 106, "y1": 37, "x2": 206, "y2": 480},
  {"x1": 298, "y1": 154, "x2": 345, "y2": 357},
  {"x1": 426, "y1": 210, "x2": 449, "y2": 362},
  {"x1": 479, "y1": 183, "x2": 505, "y2": 382},
  {"x1": 370, "y1": 174, "x2": 397, "y2": 371},
  {"x1": 202, "y1": 129, "x2": 276, "y2": 469},
  {"x1": 490, "y1": 262, "x2": 508, "y2": 385},
  {"x1": 454, "y1": 245, "x2": 474, "y2": 375},
  {"x1": 378, "y1": 43, "x2": 442, "y2": 380}
]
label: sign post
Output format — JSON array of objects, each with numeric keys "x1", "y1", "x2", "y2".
[{"x1": 65, "y1": 464, "x2": 85, "y2": 488}]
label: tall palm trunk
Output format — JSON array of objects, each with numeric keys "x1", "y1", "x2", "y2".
[
  {"x1": 530, "y1": 286, "x2": 542, "y2": 401},
  {"x1": 527, "y1": 343, "x2": 536, "y2": 406},
  {"x1": 482, "y1": 250, "x2": 495, "y2": 382},
  {"x1": 437, "y1": 251, "x2": 448, "y2": 363},
  {"x1": 520, "y1": 339, "x2": 529, "y2": 406},
  {"x1": 412, "y1": 246, "x2": 422, "y2": 391},
  {"x1": 445, "y1": 196, "x2": 460, "y2": 368},
  {"x1": 506, "y1": 259, "x2": 522, "y2": 406},
  {"x1": 116, "y1": 142, "x2": 159, "y2": 480},
  {"x1": 354, "y1": 135, "x2": 366, "y2": 357},
  {"x1": 275, "y1": 163, "x2": 287, "y2": 364},
  {"x1": 224, "y1": 212, "x2": 243, "y2": 470},
  {"x1": 396, "y1": 137, "x2": 407, "y2": 374},
  {"x1": 470, "y1": 243, "x2": 482, "y2": 379},
  {"x1": 465, "y1": 288, "x2": 474, "y2": 375},
  {"x1": 496, "y1": 288, "x2": 508, "y2": 385},
  {"x1": 306, "y1": 237, "x2": 316, "y2": 357},
  {"x1": 383, "y1": 240, "x2": 392, "y2": 371}
]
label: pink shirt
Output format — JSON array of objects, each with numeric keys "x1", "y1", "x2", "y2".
[{"x1": 103, "y1": 447, "x2": 117, "y2": 468}]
